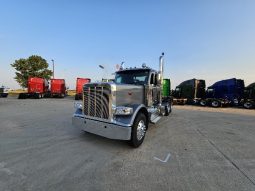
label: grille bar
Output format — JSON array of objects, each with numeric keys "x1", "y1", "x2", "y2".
[{"x1": 83, "y1": 85, "x2": 110, "y2": 119}]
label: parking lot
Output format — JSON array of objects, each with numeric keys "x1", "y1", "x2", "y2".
[{"x1": 0, "y1": 97, "x2": 255, "y2": 191}]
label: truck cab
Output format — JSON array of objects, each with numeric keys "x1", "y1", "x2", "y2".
[
  {"x1": 201, "y1": 78, "x2": 244, "y2": 107},
  {"x1": 173, "y1": 79, "x2": 206, "y2": 105},
  {"x1": 243, "y1": 82, "x2": 255, "y2": 109},
  {"x1": 72, "y1": 53, "x2": 172, "y2": 147}
]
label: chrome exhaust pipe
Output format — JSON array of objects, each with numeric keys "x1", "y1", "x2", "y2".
[
  {"x1": 159, "y1": 52, "x2": 164, "y2": 108},
  {"x1": 159, "y1": 52, "x2": 164, "y2": 85}
]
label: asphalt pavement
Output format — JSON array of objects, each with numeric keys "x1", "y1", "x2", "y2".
[{"x1": 0, "y1": 97, "x2": 255, "y2": 191}]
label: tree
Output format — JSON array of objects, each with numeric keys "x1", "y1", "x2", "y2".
[{"x1": 11, "y1": 55, "x2": 53, "y2": 88}]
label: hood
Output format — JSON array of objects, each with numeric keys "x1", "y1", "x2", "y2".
[{"x1": 84, "y1": 82, "x2": 145, "y2": 106}]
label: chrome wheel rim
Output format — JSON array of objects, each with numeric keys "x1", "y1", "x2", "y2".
[
  {"x1": 212, "y1": 101, "x2": 219, "y2": 107},
  {"x1": 167, "y1": 103, "x2": 171, "y2": 113},
  {"x1": 137, "y1": 120, "x2": 146, "y2": 141},
  {"x1": 244, "y1": 102, "x2": 252, "y2": 109},
  {"x1": 200, "y1": 100, "x2": 206, "y2": 106}
]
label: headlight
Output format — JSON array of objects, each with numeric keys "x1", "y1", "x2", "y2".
[
  {"x1": 74, "y1": 102, "x2": 83, "y2": 110},
  {"x1": 113, "y1": 106, "x2": 133, "y2": 115}
]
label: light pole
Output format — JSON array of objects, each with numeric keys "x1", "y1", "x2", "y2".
[{"x1": 51, "y1": 59, "x2": 55, "y2": 79}]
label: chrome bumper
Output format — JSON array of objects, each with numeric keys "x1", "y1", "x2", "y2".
[{"x1": 72, "y1": 115, "x2": 131, "y2": 140}]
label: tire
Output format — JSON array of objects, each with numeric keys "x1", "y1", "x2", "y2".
[
  {"x1": 75, "y1": 94, "x2": 79, "y2": 100},
  {"x1": 243, "y1": 102, "x2": 253, "y2": 109},
  {"x1": 34, "y1": 93, "x2": 40, "y2": 99},
  {"x1": 211, "y1": 100, "x2": 220, "y2": 108},
  {"x1": 18, "y1": 93, "x2": 26, "y2": 99},
  {"x1": 164, "y1": 102, "x2": 172, "y2": 116},
  {"x1": 129, "y1": 113, "x2": 147, "y2": 148},
  {"x1": 200, "y1": 100, "x2": 206, "y2": 106}
]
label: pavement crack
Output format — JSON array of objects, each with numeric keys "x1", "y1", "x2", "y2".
[{"x1": 196, "y1": 128, "x2": 255, "y2": 187}]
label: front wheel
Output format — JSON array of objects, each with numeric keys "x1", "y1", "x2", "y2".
[
  {"x1": 164, "y1": 102, "x2": 172, "y2": 116},
  {"x1": 129, "y1": 113, "x2": 147, "y2": 148},
  {"x1": 75, "y1": 94, "x2": 79, "y2": 100}
]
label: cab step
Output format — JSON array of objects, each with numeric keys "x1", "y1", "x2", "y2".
[{"x1": 150, "y1": 114, "x2": 161, "y2": 124}]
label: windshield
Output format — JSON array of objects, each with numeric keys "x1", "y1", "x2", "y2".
[
  {"x1": 115, "y1": 70, "x2": 149, "y2": 85},
  {"x1": 175, "y1": 87, "x2": 180, "y2": 92}
]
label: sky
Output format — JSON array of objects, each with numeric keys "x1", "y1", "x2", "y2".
[{"x1": 0, "y1": 0, "x2": 255, "y2": 89}]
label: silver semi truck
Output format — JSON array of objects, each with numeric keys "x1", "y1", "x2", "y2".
[{"x1": 72, "y1": 53, "x2": 172, "y2": 147}]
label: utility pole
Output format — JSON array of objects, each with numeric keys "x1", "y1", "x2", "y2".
[{"x1": 51, "y1": 59, "x2": 55, "y2": 79}]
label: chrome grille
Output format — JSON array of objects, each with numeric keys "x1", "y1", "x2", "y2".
[{"x1": 83, "y1": 85, "x2": 110, "y2": 119}]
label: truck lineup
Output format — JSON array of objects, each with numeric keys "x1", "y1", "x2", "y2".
[
  {"x1": 18, "y1": 77, "x2": 67, "y2": 99},
  {"x1": 173, "y1": 78, "x2": 254, "y2": 109}
]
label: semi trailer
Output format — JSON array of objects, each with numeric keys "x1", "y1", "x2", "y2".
[
  {"x1": 200, "y1": 78, "x2": 244, "y2": 107},
  {"x1": 0, "y1": 86, "x2": 9, "y2": 98},
  {"x1": 242, "y1": 82, "x2": 255, "y2": 109},
  {"x1": 72, "y1": 53, "x2": 173, "y2": 147},
  {"x1": 75, "y1": 78, "x2": 91, "y2": 100},
  {"x1": 50, "y1": 79, "x2": 66, "y2": 98},
  {"x1": 173, "y1": 79, "x2": 206, "y2": 105},
  {"x1": 18, "y1": 77, "x2": 49, "y2": 99}
]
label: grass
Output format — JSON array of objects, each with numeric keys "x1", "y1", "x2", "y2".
[{"x1": 67, "y1": 90, "x2": 76, "y2": 96}]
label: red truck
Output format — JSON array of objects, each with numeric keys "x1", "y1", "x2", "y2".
[
  {"x1": 75, "y1": 78, "x2": 91, "y2": 100},
  {"x1": 18, "y1": 77, "x2": 49, "y2": 99},
  {"x1": 50, "y1": 79, "x2": 66, "y2": 98}
]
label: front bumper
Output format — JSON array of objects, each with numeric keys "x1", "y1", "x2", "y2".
[{"x1": 72, "y1": 114, "x2": 131, "y2": 140}]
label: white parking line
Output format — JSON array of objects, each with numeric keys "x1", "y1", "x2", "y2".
[{"x1": 154, "y1": 153, "x2": 171, "y2": 163}]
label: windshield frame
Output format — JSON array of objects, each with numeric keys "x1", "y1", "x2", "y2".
[{"x1": 115, "y1": 69, "x2": 150, "y2": 85}]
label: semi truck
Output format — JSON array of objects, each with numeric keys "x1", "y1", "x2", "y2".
[
  {"x1": 18, "y1": 77, "x2": 49, "y2": 99},
  {"x1": 75, "y1": 78, "x2": 91, "y2": 100},
  {"x1": 242, "y1": 82, "x2": 255, "y2": 109},
  {"x1": 200, "y1": 78, "x2": 244, "y2": 107},
  {"x1": 172, "y1": 79, "x2": 206, "y2": 105},
  {"x1": 72, "y1": 53, "x2": 172, "y2": 147},
  {"x1": 0, "y1": 86, "x2": 9, "y2": 98},
  {"x1": 50, "y1": 79, "x2": 66, "y2": 98}
]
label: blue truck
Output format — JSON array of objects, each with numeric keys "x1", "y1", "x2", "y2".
[{"x1": 200, "y1": 78, "x2": 245, "y2": 107}]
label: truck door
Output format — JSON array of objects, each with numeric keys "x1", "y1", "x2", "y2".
[{"x1": 151, "y1": 73, "x2": 160, "y2": 105}]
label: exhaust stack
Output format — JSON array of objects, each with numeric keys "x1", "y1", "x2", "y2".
[{"x1": 159, "y1": 52, "x2": 164, "y2": 85}]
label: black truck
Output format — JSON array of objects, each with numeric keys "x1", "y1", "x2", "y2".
[
  {"x1": 173, "y1": 79, "x2": 206, "y2": 105},
  {"x1": 242, "y1": 82, "x2": 255, "y2": 109}
]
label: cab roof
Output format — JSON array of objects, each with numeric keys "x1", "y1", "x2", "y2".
[{"x1": 116, "y1": 67, "x2": 157, "y2": 73}]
